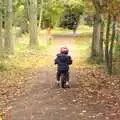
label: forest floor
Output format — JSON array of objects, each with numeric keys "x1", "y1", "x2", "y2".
[{"x1": 0, "y1": 33, "x2": 120, "y2": 120}]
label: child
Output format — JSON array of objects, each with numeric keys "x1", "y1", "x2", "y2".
[{"x1": 54, "y1": 47, "x2": 72, "y2": 86}]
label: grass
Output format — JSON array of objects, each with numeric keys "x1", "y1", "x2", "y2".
[
  {"x1": 73, "y1": 30, "x2": 102, "y2": 68},
  {"x1": 15, "y1": 35, "x2": 48, "y2": 54},
  {"x1": 0, "y1": 25, "x2": 93, "y2": 71},
  {"x1": 0, "y1": 35, "x2": 51, "y2": 71},
  {"x1": 75, "y1": 34, "x2": 92, "y2": 58},
  {"x1": 49, "y1": 25, "x2": 93, "y2": 35}
]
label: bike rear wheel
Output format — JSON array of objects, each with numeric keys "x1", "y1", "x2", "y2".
[{"x1": 61, "y1": 74, "x2": 66, "y2": 88}]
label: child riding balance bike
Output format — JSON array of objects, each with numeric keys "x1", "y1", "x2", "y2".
[{"x1": 54, "y1": 47, "x2": 72, "y2": 88}]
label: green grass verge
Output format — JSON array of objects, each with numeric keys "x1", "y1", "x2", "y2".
[
  {"x1": 51, "y1": 25, "x2": 93, "y2": 35},
  {"x1": 0, "y1": 38, "x2": 51, "y2": 71}
]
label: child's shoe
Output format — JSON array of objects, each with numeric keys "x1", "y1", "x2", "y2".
[
  {"x1": 66, "y1": 81, "x2": 70, "y2": 88},
  {"x1": 56, "y1": 81, "x2": 60, "y2": 87}
]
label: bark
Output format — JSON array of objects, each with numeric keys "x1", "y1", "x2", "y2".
[
  {"x1": 26, "y1": 0, "x2": 30, "y2": 18},
  {"x1": 38, "y1": 0, "x2": 43, "y2": 29},
  {"x1": 105, "y1": 13, "x2": 111, "y2": 74},
  {"x1": 91, "y1": 12, "x2": 103, "y2": 63},
  {"x1": 20, "y1": 0, "x2": 30, "y2": 33},
  {"x1": 100, "y1": 21, "x2": 104, "y2": 60},
  {"x1": 90, "y1": 0, "x2": 104, "y2": 63},
  {"x1": 0, "y1": 0, "x2": 3, "y2": 55},
  {"x1": 108, "y1": 16, "x2": 116, "y2": 75},
  {"x1": 29, "y1": 0, "x2": 38, "y2": 47},
  {"x1": 4, "y1": 0, "x2": 14, "y2": 54}
]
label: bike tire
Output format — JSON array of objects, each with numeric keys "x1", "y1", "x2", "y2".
[{"x1": 61, "y1": 74, "x2": 65, "y2": 88}]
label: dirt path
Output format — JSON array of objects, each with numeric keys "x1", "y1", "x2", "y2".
[{"x1": 5, "y1": 35, "x2": 120, "y2": 120}]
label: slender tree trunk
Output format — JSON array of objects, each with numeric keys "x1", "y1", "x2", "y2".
[
  {"x1": 0, "y1": 0, "x2": 3, "y2": 55},
  {"x1": 108, "y1": 16, "x2": 116, "y2": 74},
  {"x1": 91, "y1": 15, "x2": 96, "y2": 57},
  {"x1": 105, "y1": 13, "x2": 111, "y2": 73},
  {"x1": 100, "y1": 21, "x2": 104, "y2": 60},
  {"x1": 4, "y1": 0, "x2": 14, "y2": 54},
  {"x1": 38, "y1": 0, "x2": 43, "y2": 29},
  {"x1": 115, "y1": 23, "x2": 120, "y2": 56},
  {"x1": 29, "y1": 0, "x2": 38, "y2": 47},
  {"x1": 20, "y1": 0, "x2": 30, "y2": 33}
]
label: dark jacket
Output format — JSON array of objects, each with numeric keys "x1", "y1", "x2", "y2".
[{"x1": 55, "y1": 54, "x2": 72, "y2": 71}]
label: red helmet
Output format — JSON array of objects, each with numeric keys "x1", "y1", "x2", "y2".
[{"x1": 60, "y1": 47, "x2": 69, "y2": 54}]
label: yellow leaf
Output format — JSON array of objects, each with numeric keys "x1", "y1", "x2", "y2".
[{"x1": 0, "y1": 115, "x2": 2, "y2": 120}]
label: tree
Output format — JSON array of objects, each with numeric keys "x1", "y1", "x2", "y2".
[
  {"x1": 108, "y1": 16, "x2": 116, "y2": 74},
  {"x1": 21, "y1": 0, "x2": 29, "y2": 33},
  {"x1": 104, "y1": 0, "x2": 120, "y2": 74},
  {"x1": 29, "y1": 0, "x2": 38, "y2": 47},
  {"x1": 4, "y1": 0, "x2": 14, "y2": 54},
  {"x1": 84, "y1": 15, "x2": 94, "y2": 26},
  {"x1": 38, "y1": 0, "x2": 43, "y2": 29},
  {"x1": 90, "y1": 0, "x2": 104, "y2": 63},
  {"x1": 115, "y1": 22, "x2": 120, "y2": 56},
  {"x1": 41, "y1": 0, "x2": 64, "y2": 29},
  {"x1": 85, "y1": 0, "x2": 120, "y2": 74},
  {"x1": 59, "y1": 0, "x2": 84, "y2": 33},
  {"x1": 0, "y1": 0, "x2": 3, "y2": 55},
  {"x1": 83, "y1": 0, "x2": 95, "y2": 26},
  {"x1": 13, "y1": 0, "x2": 30, "y2": 33}
]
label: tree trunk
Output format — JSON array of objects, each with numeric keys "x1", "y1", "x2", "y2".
[
  {"x1": 20, "y1": 0, "x2": 30, "y2": 33},
  {"x1": 29, "y1": 0, "x2": 38, "y2": 47},
  {"x1": 105, "y1": 13, "x2": 111, "y2": 73},
  {"x1": 91, "y1": 12, "x2": 103, "y2": 63},
  {"x1": 108, "y1": 16, "x2": 116, "y2": 75},
  {"x1": 38, "y1": 0, "x2": 43, "y2": 29},
  {"x1": 100, "y1": 21, "x2": 104, "y2": 60},
  {"x1": 4, "y1": 0, "x2": 14, "y2": 54},
  {"x1": 115, "y1": 23, "x2": 120, "y2": 56},
  {"x1": 0, "y1": 0, "x2": 3, "y2": 55}
]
